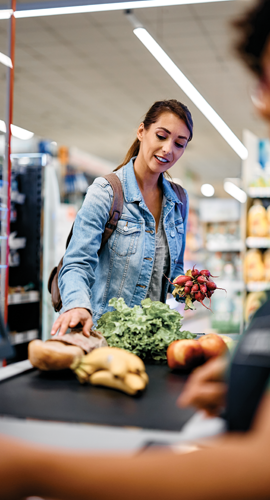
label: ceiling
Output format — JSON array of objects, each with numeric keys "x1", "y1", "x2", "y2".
[{"x1": 0, "y1": 0, "x2": 268, "y2": 195}]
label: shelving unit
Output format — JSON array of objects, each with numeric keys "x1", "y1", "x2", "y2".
[
  {"x1": 241, "y1": 131, "x2": 270, "y2": 328},
  {"x1": 198, "y1": 198, "x2": 244, "y2": 334},
  {"x1": 5, "y1": 154, "x2": 45, "y2": 362}
]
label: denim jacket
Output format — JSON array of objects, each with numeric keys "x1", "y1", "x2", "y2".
[{"x1": 58, "y1": 158, "x2": 189, "y2": 326}]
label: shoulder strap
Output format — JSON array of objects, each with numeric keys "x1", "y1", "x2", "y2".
[
  {"x1": 170, "y1": 182, "x2": 187, "y2": 221},
  {"x1": 100, "y1": 173, "x2": 124, "y2": 251},
  {"x1": 64, "y1": 173, "x2": 123, "y2": 253}
]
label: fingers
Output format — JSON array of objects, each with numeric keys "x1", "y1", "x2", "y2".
[
  {"x1": 178, "y1": 381, "x2": 227, "y2": 411},
  {"x1": 82, "y1": 317, "x2": 93, "y2": 338},
  {"x1": 176, "y1": 357, "x2": 228, "y2": 415},
  {"x1": 50, "y1": 309, "x2": 93, "y2": 337}
]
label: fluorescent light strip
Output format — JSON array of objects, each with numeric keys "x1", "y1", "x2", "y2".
[
  {"x1": 133, "y1": 27, "x2": 248, "y2": 160},
  {"x1": 0, "y1": 120, "x2": 34, "y2": 140},
  {"x1": 224, "y1": 181, "x2": 247, "y2": 203},
  {"x1": 0, "y1": 52, "x2": 12, "y2": 68},
  {"x1": 0, "y1": 0, "x2": 232, "y2": 19},
  {"x1": 0, "y1": 9, "x2": 13, "y2": 20}
]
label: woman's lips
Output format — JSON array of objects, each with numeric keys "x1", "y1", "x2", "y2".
[{"x1": 154, "y1": 155, "x2": 169, "y2": 164}]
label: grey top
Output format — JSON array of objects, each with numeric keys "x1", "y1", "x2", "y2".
[{"x1": 146, "y1": 197, "x2": 170, "y2": 302}]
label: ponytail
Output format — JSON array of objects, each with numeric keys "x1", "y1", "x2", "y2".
[{"x1": 114, "y1": 138, "x2": 140, "y2": 172}]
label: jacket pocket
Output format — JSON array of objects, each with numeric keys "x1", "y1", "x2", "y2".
[{"x1": 108, "y1": 220, "x2": 141, "y2": 257}]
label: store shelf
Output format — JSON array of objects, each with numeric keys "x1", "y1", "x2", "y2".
[
  {"x1": 8, "y1": 291, "x2": 40, "y2": 305},
  {"x1": 206, "y1": 241, "x2": 244, "y2": 252},
  {"x1": 246, "y1": 237, "x2": 270, "y2": 248},
  {"x1": 246, "y1": 282, "x2": 270, "y2": 292},
  {"x1": 10, "y1": 329, "x2": 39, "y2": 345},
  {"x1": 247, "y1": 187, "x2": 270, "y2": 198}
]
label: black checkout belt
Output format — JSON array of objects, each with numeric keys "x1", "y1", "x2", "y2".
[{"x1": 0, "y1": 363, "x2": 195, "y2": 431}]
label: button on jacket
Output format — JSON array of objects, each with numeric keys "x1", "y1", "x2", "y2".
[{"x1": 58, "y1": 158, "x2": 189, "y2": 326}]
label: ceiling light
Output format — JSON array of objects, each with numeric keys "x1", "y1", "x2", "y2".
[
  {"x1": 224, "y1": 181, "x2": 247, "y2": 203},
  {"x1": 201, "y1": 183, "x2": 215, "y2": 197},
  {"x1": 0, "y1": 9, "x2": 13, "y2": 19},
  {"x1": 132, "y1": 26, "x2": 248, "y2": 160},
  {"x1": 6, "y1": 0, "x2": 234, "y2": 19},
  {"x1": 0, "y1": 52, "x2": 12, "y2": 68},
  {"x1": 0, "y1": 120, "x2": 34, "y2": 140}
]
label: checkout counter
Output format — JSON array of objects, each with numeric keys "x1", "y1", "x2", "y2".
[{"x1": 0, "y1": 315, "x2": 226, "y2": 453}]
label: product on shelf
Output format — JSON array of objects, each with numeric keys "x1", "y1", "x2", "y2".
[
  {"x1": 244, "y1": 249, "x2": 265, "y2": 282},
  {"x1": 244, "y1": 291, "x2": 268, "y2": 324},
  {"x1": 264, "y1": 249, "x2": 270, "y2": 280},
  {"x1": 247, "y1": 200, "x2": 269, "y2": 237}
]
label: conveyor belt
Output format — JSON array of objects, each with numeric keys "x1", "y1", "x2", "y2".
[{"x1": 0, "y1": 363, "x2": 195, "y2": 431}]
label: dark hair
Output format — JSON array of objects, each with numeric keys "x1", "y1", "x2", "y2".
[
  {"x1": 115, "y1": 99, "x2": 193, "y2": 170},
  {"x1": 232, "y1": 0, "x2": 270, "y2": 76}
]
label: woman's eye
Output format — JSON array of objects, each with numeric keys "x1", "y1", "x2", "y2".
[
  {"x1": 156, "y1": 134, "x2": 166, "y2": 140},
  {"x1": 175, "y1": 143, "x2": 184, "y2": 149}
]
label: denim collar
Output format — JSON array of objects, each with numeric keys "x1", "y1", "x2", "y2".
[{"x1": 122, "y1": 157, "x2": 183, "y2": 205}]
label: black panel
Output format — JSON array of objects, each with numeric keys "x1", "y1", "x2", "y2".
[{"x1": 0, "y1": 363, "x2": 195, "y2": 431}]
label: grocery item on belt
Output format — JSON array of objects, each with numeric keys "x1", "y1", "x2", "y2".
[
  {"x1": 96, "y1": 297, "x2": 195, "y2": 362},
  {"x1": 71, "y1": 346, "x2": 149, "y2": 395}
]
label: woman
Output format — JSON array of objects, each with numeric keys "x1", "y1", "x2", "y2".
[{"x1": 29, "y1": 99, "x2": 193, "y2": 369}]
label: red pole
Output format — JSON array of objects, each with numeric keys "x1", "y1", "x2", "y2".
[{"x1": 4, "y1": 0, "x2": 16, "y2": 325}]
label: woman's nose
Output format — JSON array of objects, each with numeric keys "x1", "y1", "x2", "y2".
[{"x1": 162, "y1": 140, "x2": 173, "y2": 155}]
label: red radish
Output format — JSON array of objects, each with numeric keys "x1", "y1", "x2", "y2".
[
  {"x1": 207, "y1": 290, "x2": 214, "y2": 298},
  {"x1": 206, "y1": 281, "x2": 227, "y2": 293},
  {"x1": 200, "y1": 284, "x2": 207, "y2": 294},
  {"x1": 195, "y1": 291, "x2": 205, "y2": 301},
  {"x1": 207, "y1": 281, "x2": 216, "y2": 290},
  {"x1": 195, "y1": 291, "x2": 212, "y2": 311},
  {"x1": 191, "y1": 284, "x2": 199, "y2": 293},
  {"x1": 191, "y1": 265, "x2": 200, "y2": 278},
  {"x1": 173, "y1": 275, "x2": 191, "y2": 286},
  {"x1": 185, "y1": 280, "x2": 194, "y2": 287},
  {"x1": 200, "y1": 270, "x2": 219, "y2": 278},
  {"x1": 197, "y1": 276, "x2": 208, "y2": 284},
  {"x1": 184, "y1": 286, "x2": 191, "y2": 294}
]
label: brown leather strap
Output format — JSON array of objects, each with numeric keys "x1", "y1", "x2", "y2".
[
  {"x1": 64, "y1": 173, "x2": 123, "y2": 252},
  {"x1": 99, "y1": 173, "x2": 124, "y2": 251}
]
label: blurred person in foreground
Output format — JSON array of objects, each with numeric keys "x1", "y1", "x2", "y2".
[{"x1": 1, "y1": 1, "x2": 270, "y2": 499}]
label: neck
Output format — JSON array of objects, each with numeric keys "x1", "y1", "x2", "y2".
[{"x1": 133, "y1": 156, "x2": 161, "y2": 193}]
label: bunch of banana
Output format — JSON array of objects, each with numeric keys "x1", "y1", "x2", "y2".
[{"x1": 70, "y1": 347, "x2": 149, "y2": 396}]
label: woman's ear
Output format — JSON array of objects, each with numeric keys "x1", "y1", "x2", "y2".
[{"x1": 137, "y1": 122, "x2": 144, "y2": 142}]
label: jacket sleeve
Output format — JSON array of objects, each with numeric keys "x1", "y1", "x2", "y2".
[
  {"x1": 58, "y1": 178, "x2": 113, "y2": 314},
  {"x1": 168, "y1": 188, "x2": 189, "y2": 298}
]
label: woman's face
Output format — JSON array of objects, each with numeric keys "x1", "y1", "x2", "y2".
[{"x1": 136, "y1": 111, "x2": 190, "y2": 175}]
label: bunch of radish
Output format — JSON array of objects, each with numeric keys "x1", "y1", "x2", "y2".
[{"x1": 168, "y1": 266, "x2": 226, "y2": 311}]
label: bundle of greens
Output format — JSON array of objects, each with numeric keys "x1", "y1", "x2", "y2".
[{"x1": 96, "y1": 297, "x2": 195, "y2": 362}]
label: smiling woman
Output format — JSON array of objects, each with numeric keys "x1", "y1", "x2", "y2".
[{"x1": 29, "y1": 99, "x2": 193, "y2": 370}]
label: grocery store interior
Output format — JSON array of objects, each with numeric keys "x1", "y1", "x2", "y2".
[
  {"x1": 1, "y1": 0, "x2": 270, "y2": 459},
  {"x1": 1, "y1": 0, "x2": 270, "y2": 360}
]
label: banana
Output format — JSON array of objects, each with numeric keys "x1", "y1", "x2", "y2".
[
  {"x1": 78, "y1": 347, "x2": 146, "y2": 376},
  {"x1": 124, "y1": 373, "x2": 146, "y2": 391},
  {"x1": 74, "y1": 366, "x2": 90, "y2": 384},
  {"x1": 140, "y1": 371, "x2": 149, "y2": 385},
  {"x1": 90, "y1": 370, "x2": 138, "y2": 395}
]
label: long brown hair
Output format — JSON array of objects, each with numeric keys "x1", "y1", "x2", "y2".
[{"x1": 114, "y1": 99, "x2": 193, "y2": 171}]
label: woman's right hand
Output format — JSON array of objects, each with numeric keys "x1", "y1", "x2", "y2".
[{"x1": 50, "y1": 308, "x2": 93, "y2": 338}]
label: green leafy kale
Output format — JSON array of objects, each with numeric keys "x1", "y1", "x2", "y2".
[{"x1": 96, "y1": 297, "x2": 195, "y2": 362}]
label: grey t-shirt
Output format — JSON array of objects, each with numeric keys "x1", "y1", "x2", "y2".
[{"x1": 146, "y1": 197, "x2": 170, "y2": 302}]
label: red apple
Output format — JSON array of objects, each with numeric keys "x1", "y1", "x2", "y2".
[
  {"x1": 167, "y1": 339, "x2": 204, "y2": 370},
  {"x1": 198, "y1": 333, "x2": 228, "y2": 360}
]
